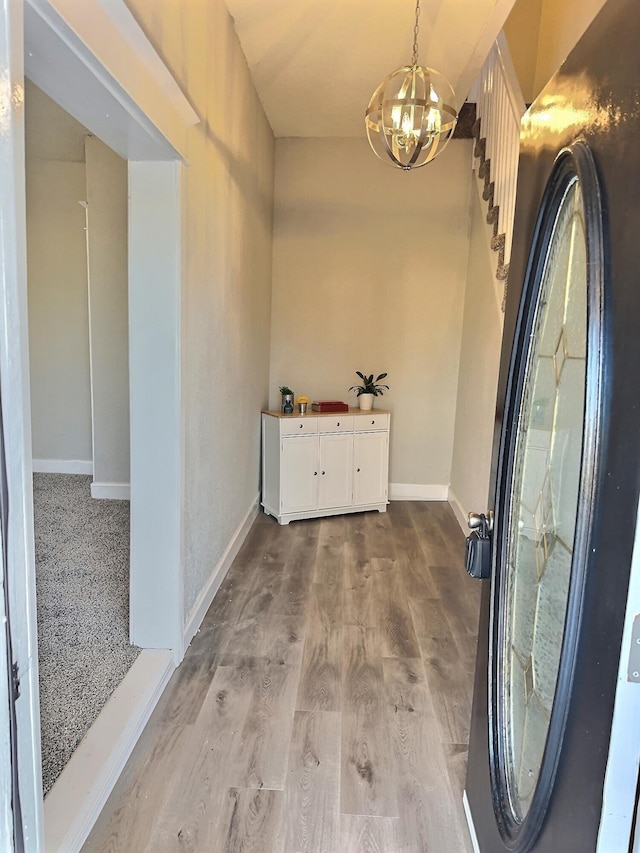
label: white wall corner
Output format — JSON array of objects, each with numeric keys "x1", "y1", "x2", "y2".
[
  {"x1": 90, "y1": 481, "x2": 130, "y2": 500},
  {"x1": 389, "y1": 483, "x2": 449, "y2": 501},
  {"x1": 128, "y1": 159, "x2": 182, "y2": 653},
  {"x1": 448, "y1": 485, "x2": 469, "y2": 534},
  {"x1": 32, "y1": 458, "x2": 93, "y2": 475},
  {"x1": 182, "y1": 495, "x2": 260, "y2": 657}
]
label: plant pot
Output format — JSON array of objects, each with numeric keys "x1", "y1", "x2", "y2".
[
  {"x1": 359, "y1": 393, "x2": 375, "y2": 411},
  {"x1": 298, "y1": 402, "x2": 308, "y2": 414},
  {"x1": 281, "y1": 394, "x2": 294, "y2": 414}
]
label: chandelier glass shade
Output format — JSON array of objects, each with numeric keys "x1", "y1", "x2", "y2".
[{"x1": 365, "y1": 64, "x2": 458, "y2": 171}]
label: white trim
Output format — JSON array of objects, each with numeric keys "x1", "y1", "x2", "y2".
[
  {"x1": 43, "y1": 649, "x2": 174, "y2": 853},
  {"x1": 0, "y1": 1, "x2": 45, "y2": 845},
  {"x1": 388, "y1": 482, "x2": 449, "y2": 501},
  {"x1": 597, "y1": 492, "x2": 640, "y2": 852},
  {"x1": 182, "y1": 496, "x2": 259, "y2": 654},
  {"x1": 32, "y1": 459, "x2": 93, "y2": 475},
  {"x1": 456, "y1": 0, "x2": 522, "y2": 101},
  {"x1": 495, "y1": 32, "x2": 527, "y2": 121},
  {"x1": 24, "y1": 0, "x2": 198, "y2": 163},
  {"x1": 448, "y1": 486, "x2": 469, "y2": 533},
  {"x1": 90, "y1": 481, "x2": 130, "y2": 500},
  {"x1": 463, "y1": 790, "x2": 481, "y2": 853},
  {"x1": 128, "y1": 161, "x2": 182, "y2": 653},
  {"x1": 92, "y1": 0, "x2": 199, "y2": 126}
]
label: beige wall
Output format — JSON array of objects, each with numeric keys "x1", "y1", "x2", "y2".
[
  {"x1": 503, "y1": 0, "x2": 543, "y2": 103},
  {"x1": 505, "y1": 0, "x2": 607, "y2": 102},
  {"x1": 534, "y1": 0, "x2": 607, "y2": 96},
  {"x1": 124, "y1": 0, "x2": 275, "y2": 620},
  {"x1": 85, "y1": 135, "x2": 129, "y2": 489},
  {"x1": 450, "y1": 181, "x2": 503, "y2": 519},
  {"x1": 270, "y1": 137, "x2": 473, "y2": 491},
  {"x1": 25, "y1": 82, "x2": 93, "y2": 465},
  {"x1": 26, "y1": 83, "x2": 131, "y2": 485}
]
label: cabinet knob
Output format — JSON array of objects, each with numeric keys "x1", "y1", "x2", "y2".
[
  {"x1": 299, "y1": 424, "x2": 303, "y2": 429},
  {"x1": 322, "y1": 471, "x2": 326, "y2": 475},
  {"x1": 371, "y1": 420, "x2": 375, "y2": 425},
  {"x1": 356, "y1": 468, "x2": 361, "y2": 472},
  {"x1": 314, "y1": 471, "x2": 318, "y2": 476},
  {"x1": 337, "y1": 421, "x2": 340, "y2": 426}
]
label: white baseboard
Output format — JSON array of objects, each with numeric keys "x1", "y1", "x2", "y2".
[
  {"x1": 389, "y1": 482, "x2": 449, "y2": 501},
  {"x1": 91, "y1": 482, "x2": 131, "y2": 500},
  {"x1": 448, "y1": 486, "x2": 469, "y2": 533},
  {"x1": 44, "y1": 649, "x2": 174, "y2": 853},
  {"x1": 463, "y1": 790, "x2": 481, "y2": 853},
  {"x1": 33, "y1": 459, "x2": 93, "y2": 475},
  {"x1": 182, "y1": 494, "x2": 259, "y2": 654}
]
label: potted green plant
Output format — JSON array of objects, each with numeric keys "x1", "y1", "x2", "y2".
[
  {"x1": 349, "y1": 371, "x2": 389, "y2": 411},
  {"x1": 279, "y1": 385, "x2": 294, "y2": 414}
]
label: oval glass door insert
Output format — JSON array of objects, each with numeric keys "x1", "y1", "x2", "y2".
[
  {"x1": 505, "y1": 176, "x2": 586, "y2": 818},
  {"x1": 492, "y1": 141, "x2": 604, "y2": 846}
]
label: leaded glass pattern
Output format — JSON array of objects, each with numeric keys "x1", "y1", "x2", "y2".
[{"x1": 503, "y1": 179, "x2": 587, "y2": 820}]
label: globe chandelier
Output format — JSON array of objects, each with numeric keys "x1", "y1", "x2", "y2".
[{"x1": 365, "y1": 0, "x2": 458, "y2": 170}]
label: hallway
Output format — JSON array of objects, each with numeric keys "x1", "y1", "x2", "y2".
[{"x1": 84, "y1": 502, "x2": 480, "y2": 852}]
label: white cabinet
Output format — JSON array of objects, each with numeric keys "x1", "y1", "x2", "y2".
[
  {"x1": 261, "y1": 409, "x2": 390, "y2": 525},
  {"x1": 354, "y1": 431, "x2": 388, "y2": 506},
  {"x1": 317, "y1": 432, "x2": 353, "y2": 509},
  {"x1": 281, "y1": 434, "x2": 317, "y2": 513}
]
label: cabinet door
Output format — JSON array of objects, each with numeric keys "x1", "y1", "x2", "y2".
[
  {"x1": 318, "y1": 433, "x2": 353, "y2": 510},
  {"x1": 353, "y1": 431, "x2": 388, "y2": 505},
  {"x1": 281, "y1": 436, "x2": 317, "y2": 513}
]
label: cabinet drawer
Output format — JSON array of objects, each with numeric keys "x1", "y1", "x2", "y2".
[
  {"x1": 318, "y1": 416, "x2": 354, "y2": 434},
  {"x1": 281, "y1": 417, "x2": 318, "y2": 436},
  {"x1": 355, "y1": 413, "x2": 389, "y2": 432}
]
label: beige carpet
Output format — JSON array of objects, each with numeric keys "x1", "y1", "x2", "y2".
[{"x1": 33, "y1": 473, "x2": 140, "y2": 796}]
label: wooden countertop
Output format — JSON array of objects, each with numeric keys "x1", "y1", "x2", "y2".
[{"x1": 262, "y1": 407, "x2": 390, "y2": 418}]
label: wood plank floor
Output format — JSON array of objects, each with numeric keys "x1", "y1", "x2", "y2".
[{"x1": 83, "y1": 502, "x2": 481, "y2": 853}]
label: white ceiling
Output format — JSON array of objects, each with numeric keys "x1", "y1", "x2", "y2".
[{"x1": 225, "y1": 0, "x2": 517, "y2": 138}]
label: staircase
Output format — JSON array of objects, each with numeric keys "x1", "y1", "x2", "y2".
[{"x1": 472, "y1": 32, "x2": 526, "y2": 310}]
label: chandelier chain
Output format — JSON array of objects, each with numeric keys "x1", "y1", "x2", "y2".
[{"x1": 411, "y1": 0, "x2": 421, "y2": 67}]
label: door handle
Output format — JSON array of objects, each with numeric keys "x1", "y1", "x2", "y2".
[{"x1": 465, "y1": 510, "x2": 494, "y2": 580}]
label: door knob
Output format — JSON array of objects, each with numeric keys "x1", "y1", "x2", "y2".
[
  {"x1": 468, "y1": 510, "x2": 494, "y2": 533},
  {"x1": 465, "y1": 510, "x2": 494, "y2": 580}
]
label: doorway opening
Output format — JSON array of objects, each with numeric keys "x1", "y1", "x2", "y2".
[{"x1": 24, "y1": 80, "x2": 139, "y2": 795}]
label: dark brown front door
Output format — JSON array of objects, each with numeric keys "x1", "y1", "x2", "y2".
[{"x1": 465, "y1": 1, "x2": 640, "y2": 850}]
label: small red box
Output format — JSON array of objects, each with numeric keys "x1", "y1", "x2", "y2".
[{"x1": 312, "y1": 400, "x2": 349, "y2": 413}]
